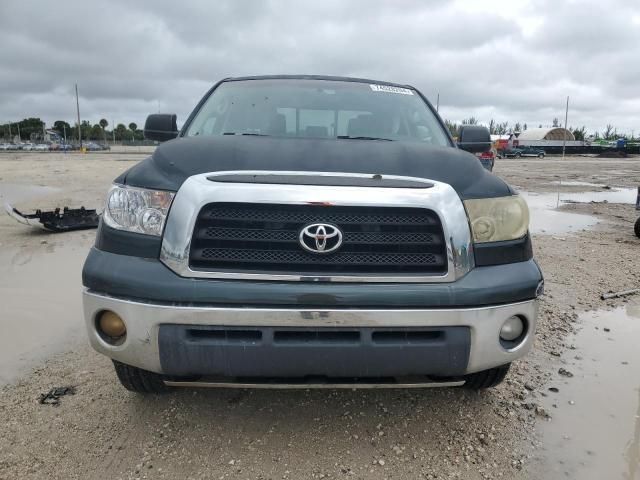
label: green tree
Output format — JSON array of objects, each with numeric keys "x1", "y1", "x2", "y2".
[
  {"x1": 128, "y1": 122, "x2": 137, "y2": 142},
  {"x1": 80, "y1": 120, "x2": 92, "y2": 142},
  {"x1": 99, "y1": 119, "x2": 108, "y2": 143},
  {"x1": 572, "y1": 126, "x2": 586, "y2": 141},
  {"x1": 90, "y1": 124, "x2": 103, "y2": 140},
  {"x1": 552, "y1": 118, "x2": 559, "y2": 127},
  {"x1": 496, "y1": 122, "x2": 509, "y2": 135},
  {"x1": 115, "y1": 123, "x2": 127, "y2": 141},
  {"x1": 10, "y1": 118, "x2": 45, "y2": 141},
  {"x1": 53, "y1": 120, "x2": 71, "y2": 136},
  {"x1": 444, "y1": 119, "x2": 459, "y2": 138}
]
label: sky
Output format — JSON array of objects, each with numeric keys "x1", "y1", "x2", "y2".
[{"x1": 1, "y1": 0, "x2": 640, "y2": 135}]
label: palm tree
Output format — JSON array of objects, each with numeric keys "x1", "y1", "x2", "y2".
[
  {"x1": 99, "y1": 119, "x2": 108, "y2": 143},
  {"x1": 128, "y1": 122, "x2": 137, "y2": 142}
]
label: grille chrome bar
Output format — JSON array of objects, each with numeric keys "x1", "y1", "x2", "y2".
[{"x1": 160, "y1": 171, "x2": 475, "y2": 283}]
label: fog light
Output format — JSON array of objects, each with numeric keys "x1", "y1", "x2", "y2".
[
  {"x1": 98, "y1": 311, "x2": 126, "y2": 338},
  {"x1": 500, "y1": 315, "x2": 524, "y2": 341}
]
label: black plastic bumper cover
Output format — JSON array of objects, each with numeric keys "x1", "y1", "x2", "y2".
[{"x1": 158, "y1": 325, "x2": 470, "y2": 377}]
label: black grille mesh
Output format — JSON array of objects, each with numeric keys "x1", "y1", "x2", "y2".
[{"x1": 190, "y1": 203, "x2": 447, "y2": 275}]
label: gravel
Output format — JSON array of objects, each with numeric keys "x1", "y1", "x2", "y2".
[{"x1": 1, "y1": 153, "x2": 639, "y2": 479}]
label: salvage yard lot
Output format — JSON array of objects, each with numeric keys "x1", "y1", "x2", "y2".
[{"x1": 1, "y1": 152, "x2": 639, "y2": 479}]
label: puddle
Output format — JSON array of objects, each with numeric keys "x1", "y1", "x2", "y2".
[
  {"x1": 522, "y1": 187, "x2": 636, "y2": 235},
  {"x1": 551, "y1": 180, "x2": 611, "y2": 188},
  {"x1": 0, "y1": 183, "x2": 58, "y2": 205},
  {"x1": 533, "y1": 305, "x2": 640, "y2": 479},
  {"x1": 0, "y1": 243, "x2": 89, "y2": 385}
]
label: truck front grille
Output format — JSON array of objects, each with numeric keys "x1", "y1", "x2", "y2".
[{"x1": 189, "y1": 203, "x2": 448, "y2": 276}]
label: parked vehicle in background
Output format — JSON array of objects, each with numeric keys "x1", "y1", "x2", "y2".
[
  {"x1": 0, "y1": 143, "x2": 10, "y2": 150},
  {"x1": 499, "y1": 146, "x2": 545, "y2": 159},
  {"x1": 34, "y1": 144, "x2": 49, "y2": 151},
  {"x1": 22, "y1": 143, "x2": 34, "y2": 151},
  {"x1": 84, "y1": 142, "x2": 110, "y2": 151},
  {"x1": 475, "y1": 149, "x2": 495, "y2": 171}
]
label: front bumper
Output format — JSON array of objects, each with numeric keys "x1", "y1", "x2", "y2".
[{"x1": 83, "y1": 289, "x2": 538, "y2": 377}]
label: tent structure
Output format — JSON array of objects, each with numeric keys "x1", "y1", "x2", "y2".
[{"x1": 517, "y1": 127, "x2": 575, "y2": 141}]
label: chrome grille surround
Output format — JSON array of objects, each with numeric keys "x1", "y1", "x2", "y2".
[{"x1": 160, "y1": 171, "x2": 475, "y2": 283}]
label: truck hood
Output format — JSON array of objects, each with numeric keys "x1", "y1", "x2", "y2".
[{"x1": 119, "y1": 135, "x2": 513, "y2": 199}]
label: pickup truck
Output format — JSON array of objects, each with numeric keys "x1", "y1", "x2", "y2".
[
  {"x1": 499, "y1": 146, "x2": 545, "y2": 158},
  {"x1": 82, "y1": 75, "x2": 543, "y2": 393}
]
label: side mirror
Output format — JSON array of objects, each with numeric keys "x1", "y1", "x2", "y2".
[
  {"x1": 144, "y1": 114, "x2": 179, "y2": 142},
  {"x1": 458, "y1": 125, "x2": 491, "y2": 153}
]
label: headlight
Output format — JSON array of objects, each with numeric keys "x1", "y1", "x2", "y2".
[
  {"x1": 464, "y1": 195, "x2": 529, "y2": 243},
  {"x1": 103, "y1": 184, "x2": 175, "y2": 236}
]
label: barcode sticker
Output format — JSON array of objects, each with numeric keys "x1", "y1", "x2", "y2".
[{"x1": 369, "y1": 84, "x2": 414, "y2": 95}]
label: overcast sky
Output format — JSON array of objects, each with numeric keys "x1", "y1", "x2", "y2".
[{"x1": 1, "y1": 0, "x2": 639, "y2": 134}]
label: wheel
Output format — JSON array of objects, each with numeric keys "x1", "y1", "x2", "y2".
[
  {"x1": 635, "y1": 217, "x2": 640, "y2": 238},
  {"x1": 463, "y1": 363, "x2": 511, "y2": 390},
  {"x1": 515, "y1": 153, "x2": 522, "y2": 158},
  {"x1": 538, "y1": 153, "x2": 544, "y2": 158},
  {"x1": 112, "y1": 360, "x2": 171, "y2": 393}
]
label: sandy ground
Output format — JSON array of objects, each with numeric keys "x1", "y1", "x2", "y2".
[{"x1": 0, "y1": 151, "x2": 639, "y2": 479}]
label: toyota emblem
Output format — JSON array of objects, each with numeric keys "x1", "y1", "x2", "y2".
[{"x1": 299, "y1": 223, "x2": 343, "y2": 254}]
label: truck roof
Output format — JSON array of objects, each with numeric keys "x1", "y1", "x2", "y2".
[{"x1": 222, "y1": 74, "x2": 415, "y2": 90}]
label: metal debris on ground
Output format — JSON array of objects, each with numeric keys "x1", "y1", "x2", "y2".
[
  {"x1": 601, "y1": 288, "x2": 640, "y2": 300},
  {"x1": 4, "y1": 204, "x2": 100, "y2": 232},
  {"x1": 38, "y1": 386, "x2": 76, "y2": 405}
]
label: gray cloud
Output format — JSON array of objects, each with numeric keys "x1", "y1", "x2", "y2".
[{"x1": 1, "y1": 0, "x2": 639, "y2": 134}]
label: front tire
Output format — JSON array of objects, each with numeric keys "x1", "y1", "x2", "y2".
[
  {"x1": 515, "y1": 153, "x2": 522, "y2": 158},
  {"x1": 463, "y1": 364, "x2": 511, "y2": 389},
  {"x1": 112, "y1": 360, "x2": 170, "y2": 393},
  {"x1": 538, "y1": 153, "x2": 544, "y2": 158}
]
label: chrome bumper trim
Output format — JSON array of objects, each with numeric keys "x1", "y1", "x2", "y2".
[
  {"x1": 163, "y1": 379, "x2": 466, "y2": 389},
  {"x1": 83, "y1": 290, "x2": 538, "y2": 376},
  {"x1": 160, "y1": 170, "x2": 474, "y2": 283}
]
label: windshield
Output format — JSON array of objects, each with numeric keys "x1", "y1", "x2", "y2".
[{"x1": 184, "y1": 79, "x2": 451, "y2": 146}]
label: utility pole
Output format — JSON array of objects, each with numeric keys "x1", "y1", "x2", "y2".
[
  {"x1": 112, "y1": 119, "x2": 115, "y2": 144},
  {"x1": 436, "y1": 93, "x2": 440, "y2": 112},
  {"x1": 561, "y1": 96, "x2": 569, "y2": 161},
  {"x1": 63, "y1": 124, "x2": 67, "y2": 144},
  {"x1": 16, "y1": 123, "x2": 21, "y2": 142},
  {"x1": 75, "y1": 83, "x2": 82, "y2": 147},
  {"x1": 557, "y1": 96, "x2": 570, "y2": 209}
]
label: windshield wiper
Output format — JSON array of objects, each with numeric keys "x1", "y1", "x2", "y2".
[
  {"x1": 223, "y1": 132, "x2": 270, "y2": 137},
  {"x1": 336, "y1": 135, "x2": 394, "y2": 141}
]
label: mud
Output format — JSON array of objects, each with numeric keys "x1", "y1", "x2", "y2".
[
  {"x1": 0, "y1": 183, "x2": 58, "y2": 205},
  {"x1": 1, "y1": 153, "x2": 640, "y2": 479},
  {"x1": 0, "y1": 244, "x2": 87, "y2": 384},
  {"x1": 522, "y1": 186, "x2": 635, "y2": 235},
  {"x1": 533, "y1": 304, "x2": 640, "y2": 479}
]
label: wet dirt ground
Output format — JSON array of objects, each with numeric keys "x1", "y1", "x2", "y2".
[
  {"x1": 0, "y1": 152, "x2": 639, "y2": 479},
  {"x1": 532, "y1": 304, "x2": 640, "y2": 479}
]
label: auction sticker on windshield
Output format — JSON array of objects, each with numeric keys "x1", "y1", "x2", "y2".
[{"x1": 369, "y1": 84, "x2": 414, "y2": 95}]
